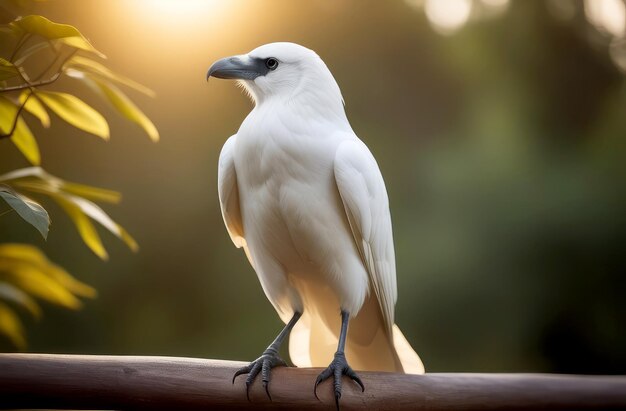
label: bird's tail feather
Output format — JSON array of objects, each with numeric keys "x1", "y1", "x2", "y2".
[
  {"x1": 288, "y1": 309, "x2": 424, "y2": 374},
  {"x1": 391, "y1": 324, "x2": 425, "y2": 374}
]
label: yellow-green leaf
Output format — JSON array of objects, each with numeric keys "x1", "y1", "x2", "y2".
[
  {"x1": 0, "y1": 95, "x2": 17, "y2": 133},
  {"x1": 67, "y1": 56, "x2": 156, "y2": 97},
  {"x1": 0, "y1": 167, "x2": 121, "y2": 203},
  {"x1": 0, "y1": 96, "x2": 41, "y2": 165},
  {"x1": 42, "y1": 264, "x2": 96, "y2": 299},
  {"x1": 0, "y1": 244, "x2": 95, "y2": 299},
  {"x1": 37, "y1": 91, "x2": 109, "y2": 139},
  {"x1": 10, "y1": 15, "x2": 104, "y2": 57},
  {"x1": 0, "y1": 244, "x2": 45, "y2": 262},
  {"x1": 0, "y1": 302, "x2": 25, "y2": 349},
  {"x1": 91, "y1": 78, "x2": 159, "y2": 142},
  {"x1": 0, "y1": 168, "x2": 136, "y2": 257},
  {"x1": 0, "y1": 261, "x2": 83, "y2": 309},
  {"x1": 0, "y1": 244, "x2": 95, "y2": 348},
  {"x1": 20, "y1": 92, "x2": 50, "y2": 128},
  {"x1": 12, "y1": 117, "x2": 41, "y2": 165},
  {"x1": 0, "y1": 57, "x2": 18, "y2": 81},
  {"x1": 60, "y1": 182, "x2": 121, "y2": 204},
  {"x1": 62, "y1": 194, "x2": 138, "y2": 253},
  {"x1": 0, "y1": 167, "x2": 48, "y2": 183},
  {"x1": 54, "y1": 196, "x2": 109, "y2": 260},
  {"x1": 0, "y1": 282, "x2": 42, "y2": 318}
]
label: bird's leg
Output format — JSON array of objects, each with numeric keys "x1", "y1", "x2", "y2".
[
  {"x1": 314, "y1": 310, "x2": 365, "y2": 409},
  {"x1": 233, "y1": 311, "x2": 301, "y2": 400}
]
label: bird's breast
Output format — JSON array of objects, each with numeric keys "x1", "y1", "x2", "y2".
[{"x1": 233, "y1": 120, "x2": 354, "y2": 277}]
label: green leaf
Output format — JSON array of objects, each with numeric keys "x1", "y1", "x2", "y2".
[
  {"x1": 0, "y1": 282, "x2": 42, "y2": 318},
  {"x1": 89, "y1": 77, "x2": 159, "y2": 142},
  {"x1": 0, "y1": 244, "x2": 96, "y2": 308},
  {"x1": 68, "y1": 194, "x2": 138, "y2": 252},
  {"x1": 0, "y1": 167, "x2": 121, "y2": 203},
  {"x1": 20, "y1": 91, "x2": 50, "y2": 128},
  {"x1": 0, "y1": 244, "x2": 96, "y2": 348},
  {"x1": 12, "y1": 117, "x2": 41, "y2": 165},
  {"x1": 0, "y1": 302, "x2": 26, "y2": 349},
  {"x1": 67, "y1": 56, "x2": 156, "y2": 97},
  {"x1": 53, "y1": 195, "x2": 109, "y2": 260},
  {"x1": 0, "y1": 168, "x2": 136, "y2": 257},
  {"x1": 10, "y1": 15, "x2": 104, "y2": 57},
  {"x1": 0, "y1": 261, "x2": 83, "y2": 309},
  {"x1": 0, "y1": 57, "x2": 18, "y2": 81},
  {"x1": 37, "y1": 91, "x2": 110, "y2": 139},
  {"x1": 0, "y1": 96, "x2": 41, "y2": 165},
  {"x1": 0, "y1": 95, "x2": 17, "y2": 133},
  {"x1": 0, "y1": 244, "x2": 96, "y2": 298},
  {"x1": 0, "y1": 185, "x2": 49, "y2": 239},
  {"x1": 39, "y1": 263, "x2": 96, "y2": 299},
  {"x1": 52, "y1": 193, "x2": 139, "y2": 258},
  {"x1": 60, "y1": 182, "x2": 121, "y2": 203}
]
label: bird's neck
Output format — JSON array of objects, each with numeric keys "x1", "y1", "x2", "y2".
[{"x1": 253, "y1": 88, "x2": 350, "y2": 131}]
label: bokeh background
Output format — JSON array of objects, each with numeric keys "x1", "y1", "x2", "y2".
[{"x1": 1, "y1": 0, "x2": 625, "y2": 374}]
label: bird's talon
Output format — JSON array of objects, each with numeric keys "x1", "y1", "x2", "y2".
[
  {"x1": 232, "y1": 351, "x2": 286, "y2": 401},
  {"x1": 232, "y1": 365, "x2": 251, "y2": 384},
  {"x1": 313, "y1": 352, "x2": 364, "y2": 407},
  {"x1": 263, "y1": 380, "x2": 272, "y2": 401}
]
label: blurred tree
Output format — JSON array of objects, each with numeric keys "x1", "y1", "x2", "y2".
[{"x1": 0, "y1": 10, "x2": 158, "y2": 348}]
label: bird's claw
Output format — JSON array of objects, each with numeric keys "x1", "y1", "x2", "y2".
[
  {"x1": 233, "y1": 350, "x2": 287, "y2": 401},
  {"x1": 314, "y1": 352, "x2": 364, "y2": 409}
]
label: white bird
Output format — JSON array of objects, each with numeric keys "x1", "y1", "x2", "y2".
[{"x1": 207, "y1": 42, "x2": 424, "y2": 405}]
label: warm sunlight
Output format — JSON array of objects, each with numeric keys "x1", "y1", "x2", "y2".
[
  {"x1": 424, "y1": 0, "x2": 472, "y2": 35},
  {"x1": 131, "y1": 0, "x2": 232, "y2": 29},
  {"x1": 140, "y1": 0, "x2": 224, "y2": 16},
  {"x1": 120, "y1": 0, "x2": 239, "y2": 54}
]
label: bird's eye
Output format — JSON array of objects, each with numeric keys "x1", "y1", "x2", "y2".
[{"x1": 265, "y1": 58, "x2": 278, "y2": 70}]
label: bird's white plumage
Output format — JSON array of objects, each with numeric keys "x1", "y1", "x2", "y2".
[
  {"x1": 334, "y1": 139, "x2": 397, "y2": 335},
  {"x1": 217, "y1": 135, "x2": 245, "y2": 248},
  {"x1": 216, "y1": 42, "x2": 424, "y2": 374}
]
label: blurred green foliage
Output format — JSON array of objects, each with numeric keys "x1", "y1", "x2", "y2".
[{"x1": 0, "y1": 0, "x2": 624, "y2": 375}]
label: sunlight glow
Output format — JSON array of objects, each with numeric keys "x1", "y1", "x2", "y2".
[
  {"x1": 584, "y1": 0, "x2": 626, "y2": 38},
  {"x1": 140, "y1": 0, "x2": 224, "y2": 17},
  {"x1": 424, "y1": 0, "x2": 472, "y2": 35},
  {"x1": 130, "y1": 0, "x2": 231, "y2": 31}
]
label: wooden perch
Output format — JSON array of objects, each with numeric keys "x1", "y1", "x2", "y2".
[{"x1": 0, "y1": 354, "x2": 625, "y2": 410}]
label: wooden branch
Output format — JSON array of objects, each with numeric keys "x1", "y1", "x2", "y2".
[{"x1": 0, "y1": 354, "x2": 625, "y2": 410}]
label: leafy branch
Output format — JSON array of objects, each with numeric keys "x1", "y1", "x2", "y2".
[
  {"x1": 1, "y1": 15, "x2": 159, "y2": 156},
  {"x1": 1, "y1": 14, "x2": 159, "y2": 348}
]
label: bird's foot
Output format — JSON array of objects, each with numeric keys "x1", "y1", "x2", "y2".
[
  {"x1": 232, "y1": 349, "x2": 287, "y2": 401},
  {"x1": 314, "y1": 352, "x2": 365, "y2": 409}
]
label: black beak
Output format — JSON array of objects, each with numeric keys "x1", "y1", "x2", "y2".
[{"x1": 206, "y1": 56, "x2": 268, "y2": 81}]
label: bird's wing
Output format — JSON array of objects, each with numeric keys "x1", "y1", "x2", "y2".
[
  {"x1": 334, "y1": 138, "x2": 397, "y2": 334},
  {"x1": 218, "y1": 135, "x2": 246, "y2": 248}
]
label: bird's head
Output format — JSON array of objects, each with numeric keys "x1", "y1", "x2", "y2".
[{"x1": 207, "y1": 42, "x2": 344, "y2": 111}]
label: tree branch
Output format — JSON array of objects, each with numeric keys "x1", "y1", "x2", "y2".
[
  {"x1": 1, "y1": 48, "x2": 77, "y2": 94},
  {"x1": 0, "y1": 354, "x2": 625, "y2": 410},
  {"x1": 0, "y1": 71, "x2": 62, "y2": 93}
]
